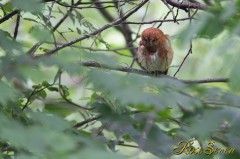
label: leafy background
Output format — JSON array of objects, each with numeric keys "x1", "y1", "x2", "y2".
[{"x1": 0, "y1": 0, "x2": 240, "y2": 159}]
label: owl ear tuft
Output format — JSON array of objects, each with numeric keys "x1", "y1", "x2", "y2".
[{"x1": 165, "y1": 34, "x2": 170, "y2": 38}]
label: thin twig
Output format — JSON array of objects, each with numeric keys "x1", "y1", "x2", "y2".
[
  {"x1": 156, "y1": 7, "x2": 173, "y2": 28},
  {"x1": 33, "y1": 0, "x2": 149, "y2": 58},
  {"x1": 44, "y1": 0, "x2": 139, "y2": 5},
  {"x1": 54, "y1": 0, "x2": 128, "y2": 9},
  {"x1": 44, "y1": 41, "x2": 134, "y2": 57},
  {"x1": 74, "y1": 115, "x2": 102, "y2": 128},
  {"x1": 132, "y1": 1, "x2": 150, "y2": 43},
  {"x1": 162, "y1": 0, "x2": 177, "y2": 22},
  {"x1": 117, "y1": 143, "x2": 139, "y2": 148},
  {"x1": 13, "y1": 13, "x2": 21, "y2": 39},
  {"x1": 46, "y1": 0, "x2": 56, "y2": 26},
  {"x1": 27, "y1": 0, "x2": 81, "y2": 55},
  {"x1": 174, "y1": 40, "x2": 192, "y2": 77},
  {"x1": 182, "y1": 78, "x2": 229, "y2": 84},
  {"x1": 204, "y1": 101, "x2": 240, "y2": 108},
  {"x1": 58, "y1": 71, "x2": 95, "y2": 110},
  {"x1": 124, "y1": 16, "x2": 195, "y2": 24},
  {"x1": 22, "y1": 83, "x2": 56, "y2": 110},
  {"x1": 173, "y1": 9, "x2": 199, "y2": 77},
  {"x1": 22, "y1": 87, "x2": 39, "y2": 110}
]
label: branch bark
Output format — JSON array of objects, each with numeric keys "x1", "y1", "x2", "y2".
[
  {"x1": 166, "y1": 0, "x2": 206, "y2": 10},
  {"x1": 0, "y1": 9, "x2": 20, "y2": 24}
]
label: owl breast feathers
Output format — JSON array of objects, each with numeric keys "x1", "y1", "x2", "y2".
[{"x1": 137, "y1": 27, "x2": 174, "y2": 74}]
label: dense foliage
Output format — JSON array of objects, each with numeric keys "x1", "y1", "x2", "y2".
[{"x1": 0, "y1": 0, "x2": 240, "y2": 159}]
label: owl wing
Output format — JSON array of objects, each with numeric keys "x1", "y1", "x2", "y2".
[
  {"x1": 136, "y1": 45, "x2": 147, "y2": 70},
  {"x1": 164, "y1": 38, "x2": 174, "y2": 68}
]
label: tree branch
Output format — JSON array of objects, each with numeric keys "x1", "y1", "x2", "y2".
[
  {"x1": 43, "y1": 0, "x2": 138, "y2": 5},
  {"x1": 123, "y1": 16, "x2": 195, "y2": 24},
  {"x1": 93, "y1": 0, "x2": 138, "y2": 67},
  {"x1": 33, "y1": 0, "x2": 149, "y2": 58},
  {"x1": 166, "y1": 0, "x2": 206, "y2": 10},
  {"x1": 74, "y1": 115, "x2": 102, "y2": 128},
  {"x1": 80, "y1": 61, "x2": 229, "y2": 84},
  {"x1": 0, "y1": 9, "x2": 20, "y2": 24},
  {"x1": 13, "y1": 12, "x2": 21, "y2": 39},
  {"x1": 27, "y1": 0, "x2": 80, "y2": 55}
]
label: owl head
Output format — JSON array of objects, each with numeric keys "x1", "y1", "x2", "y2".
[{"x1": 141, "y1": 27, "x2": 166, "y2": 52}]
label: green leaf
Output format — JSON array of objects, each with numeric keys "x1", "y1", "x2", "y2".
[
  {"x1": 32, "y1": 84, "x2": 42, "y2": 89},
  {"x1": 157, "y1": 108, "x2": 172, "y2": 119},
  {"x1": 38, "y1": 90, "x2": 47, "y2": 99},
  {"x1": 48, "y1": 87, "x2": 59, "y2": 92},
  {"x1": 42, "y1": 81, "x2": 50, "y2": 87},
  {"x1": 44, "y1": 103, "x2": 75, "y2": 116},
  {"x1": 60, "y1": 85, "x2": 69, "y2": 97}
]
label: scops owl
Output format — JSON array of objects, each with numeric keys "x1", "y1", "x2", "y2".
[{"x1": 137, "y1": 27, "x2": 174, "y2": 75}]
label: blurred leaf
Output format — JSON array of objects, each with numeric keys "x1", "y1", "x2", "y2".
[
  {"x1": 87, "y1": 69, "x2": 200, "y2": 111},
  {"x1": 0, "y1": 81, "x2": 17, "y2": 105},
  {"x1": 11, "y1": 0, "x2": 43, "y2": 13},
  {"x1": 179, "y1": 1, "x2": 240, "y2": 43},
  {"x1": 60, "y1": 85, "x2": 69, "y2": 97},
  {"x1": 75, "y1": 10, "x2": 84, "y2": 24},
  {"x1": 0, "y1": 111, "x2": 124, "y2": 158},
  {"x1": 44, "y1": 102, "x2": 76, "y2": 117},
  {"x1": 79, "y1": 148, "x2": 123, "y2": 159},
  {"x1": 82, "y1": 53, "x2": 118, "y2": 67},
  {"x1": 41, "y1": 50, "x2": 84, "y2": 75},
  {"x1": 134, "y1": 123, "x2": 181, "y2": 157},
  {"x1": 69, "y1": 11, "x2": 75, "y2": 24},
  {"x1": 0, "y1": 30, "x2": 23, "y2": 53},
  {"x1": 2, "y1": 2, "x2": 14, "y2": 12},
  {"x1": 229, "y1": 57, "x2": 240, "y2": 92},
  {"x1": 30, "y1": 26, "x2": 52, "y2": 42},
  {"x1": 183, "y1": 107, "x2": 240, "y2": 140},
  {"x1": 29, "y1": 112, "x2": 71, "y2": 131}
]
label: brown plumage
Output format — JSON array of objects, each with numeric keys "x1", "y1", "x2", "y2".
[{"x1": 137, "y1": 27, "x2": 174, "y2": 75}]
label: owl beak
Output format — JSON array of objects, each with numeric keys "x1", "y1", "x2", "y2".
[
  {"x1": 146, "y1": 41, "x2": 153, "y2": 47},
  {"x1": 149, "y1": 41, "x2": 153, "y2": 46}
]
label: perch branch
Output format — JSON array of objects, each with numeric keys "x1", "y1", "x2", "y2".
[{"x1": 80, "y1": 61, "x2": 229, "y2": 84}]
